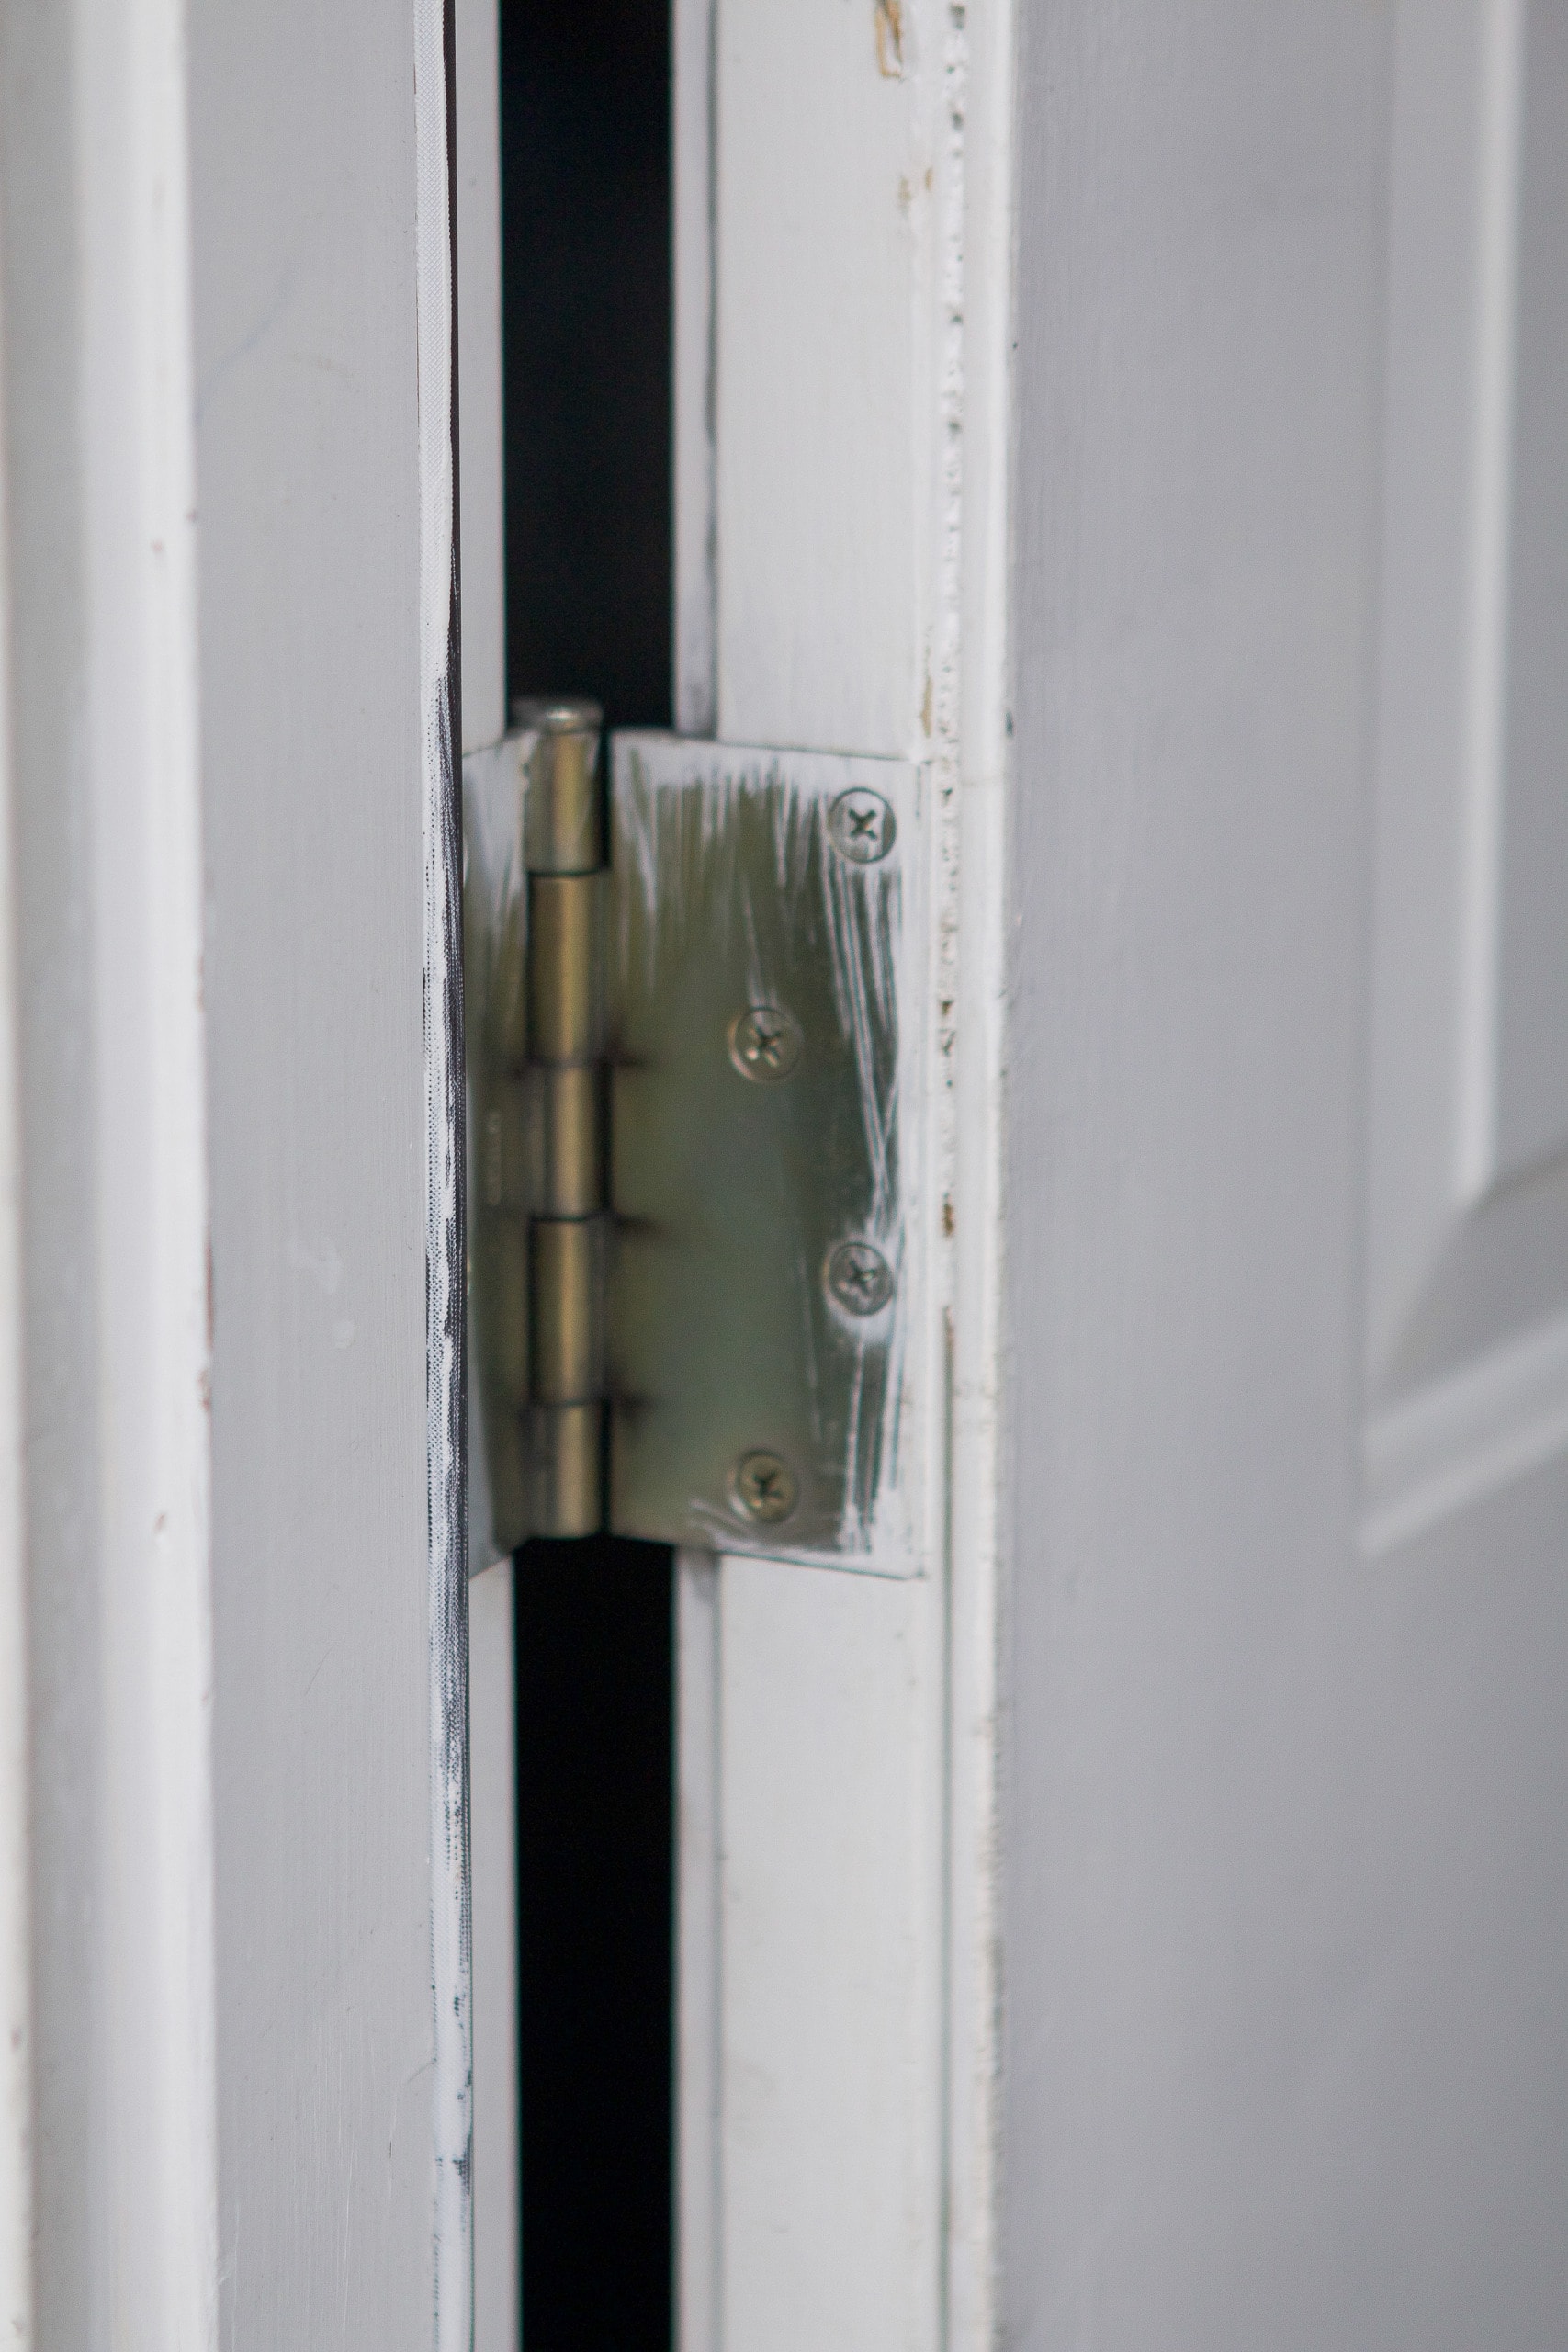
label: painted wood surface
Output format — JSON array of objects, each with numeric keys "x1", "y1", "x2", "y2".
[
  {"x1": 192, "y1": 0, "x2": 448, "y2": 2335},
  {"x1": 673, "y1": 0, "x2": 716, "y2": 738},
  {"x1": 414, "y1": 0, "x2": 471, "y2": 2333},
  {"x1": 720, "y1": 1556, "x2": 943, "y2": 2350},
  {"x1": 1, "y1": 0, "x2": 218, "y2": 2336},
  {"x1": 1004, "y1": 2, "x2": 1568, "y2": 2339},
  {"x1": 457, "y1": 0, "x2": 506, "y2": 754},
  {"x1": 87, "y1": 3, "x2": 218, "y2": 2335},
  {"x1": 0, "y1": 11, "x2": 107, "y2": 2331},
  {"x1": 1362, "y1": 0, "x2": 1568, "y2": 1550},
  {"x1": 469, "y1": 1556, "x2": 519, "y2": 2352},
  {"x1": 0, "y1": 116, "x2": 34, "y2": 2346},
  {"x1": 454, "y1": 4, "x2": 519, "y2": 2346},
  {"x1": 677, "y1": 1, "x2": 1010, "y2": 2345},
  {"x1": 715, "y1": 0, "x2": 935, "y2": 759},
  {"x1": 675, "y1": 1555, "x2": 720, "y2": 2352},
  {"x1": 0, "y1": 0, "x2": 466, "y2": 2335}
]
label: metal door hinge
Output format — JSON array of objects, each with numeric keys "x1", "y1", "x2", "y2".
[{"x1": 464, "y1": 703, "x2": 927, "y2": 1574}]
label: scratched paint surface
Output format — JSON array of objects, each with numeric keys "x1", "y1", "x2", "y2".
[
  {"x1": 461, "y1": 733, "x2": 532, "y2": 1565},
  {"x1": 462, "y1": 730, "x2": 926, "y2": 1572},
  {"x1": 609, "y1": 733, "x2": 922, "y2": 1569},
  {"x1": 415, "y1": 0, "x2": 471, "y2": 2340}
]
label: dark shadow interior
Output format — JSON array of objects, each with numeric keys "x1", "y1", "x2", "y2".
[
  {"x1": 502, "y1": 0, "x2": 671, "y2": 736},
  {"x1": 512, "y1": 1538, "x2": 672, "y2": 2351},
  {"x1": 501, "y1": 0, "x2": 674, "y2": 2343}
]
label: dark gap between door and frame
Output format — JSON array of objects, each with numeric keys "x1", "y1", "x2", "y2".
[{"x1": 500, "y1": 1, "x2": 674, "y2": 2346}]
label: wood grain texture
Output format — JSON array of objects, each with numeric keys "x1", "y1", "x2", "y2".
[{"x1": 191, "y1": 0, "x2": 436, "y2": 2335}]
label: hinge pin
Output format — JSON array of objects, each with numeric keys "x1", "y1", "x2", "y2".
[{"x1": 513, "y1": 698, "x2": 607, "y2": 1538}]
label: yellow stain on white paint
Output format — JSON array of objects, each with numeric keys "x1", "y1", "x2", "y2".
[{"x1": 874, "y1": 0, "x2": 905, "y2": 79}]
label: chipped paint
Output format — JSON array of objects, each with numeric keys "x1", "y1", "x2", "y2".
[{"x1": 460, "y1": 734, "x2": 528, "y2": 1569}]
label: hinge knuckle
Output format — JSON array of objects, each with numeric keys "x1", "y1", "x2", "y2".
[
  {"x1": 527, "y1": 1065, "x2": 602, "y2": 1218},
  {"x1": 527, "y1": 875, "x2": 604, "y2": 1065},
  {"x1": 516, "y1": 696, "x2": 604, "y2": 876},
  {"x1": 529, "y1": 1216, "x2": 607, "y2": 1403},
  {"x1": 523, "y1": 1402, "x2": 601, "y2": 1541},
  {"x1": 468, "y1": 698, "x2": 609, "y2": 1545},
  {"x1": 518, "y1": 700, "x2": 609, "y2": 1538}
]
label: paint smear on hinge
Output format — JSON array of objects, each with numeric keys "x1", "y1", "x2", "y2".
[{"x1": 605, "y1": 734, "x2": 919, "y2": 1571}]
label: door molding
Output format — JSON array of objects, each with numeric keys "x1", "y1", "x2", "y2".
[{"x1": 1363, "y1": 0, "x2": 1568, "y2": 1551}]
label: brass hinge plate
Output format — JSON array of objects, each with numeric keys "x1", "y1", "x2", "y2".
[{"x1": 464, "y1": 721, "x2": 927, "y2": 1575}]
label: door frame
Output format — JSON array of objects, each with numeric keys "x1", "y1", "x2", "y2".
[{"x1": 665, "y1": 6, "x2": 1015, "y2": 2346}]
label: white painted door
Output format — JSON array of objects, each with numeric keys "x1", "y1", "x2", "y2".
[
  {"x1": 7, "y1": 0, "x2": 1565, "y2": 2343},
  {"x1": 1000, "y1": 0, "x2": 1568, "y2": 2342}
]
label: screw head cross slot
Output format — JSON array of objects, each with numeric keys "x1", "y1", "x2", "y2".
[
  {"x1": 826, "y1": 1239, "x2": 895, "y2": 1317},
  {"x1": 728, "y1": 1004, "x2": 803, "y2": 1083},
  {"x1": 733, "y1": 1450, "x2": 799, "y2": 1524},
  {"x1": 828, "y1": 786, "x2": 896, "y2": 865}
]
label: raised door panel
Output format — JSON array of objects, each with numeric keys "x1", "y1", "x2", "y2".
[
  {"x1": 1495, "y1": 1, "x2": 1568, "y2": 1178},
  {"x1": 1365, "y1": 0, "x2": 1568, "y2": 1549}
]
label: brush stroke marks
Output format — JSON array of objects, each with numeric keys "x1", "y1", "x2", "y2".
[{"x1": 607, "y1": 733, "x2": 927, "y2": 1575}]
